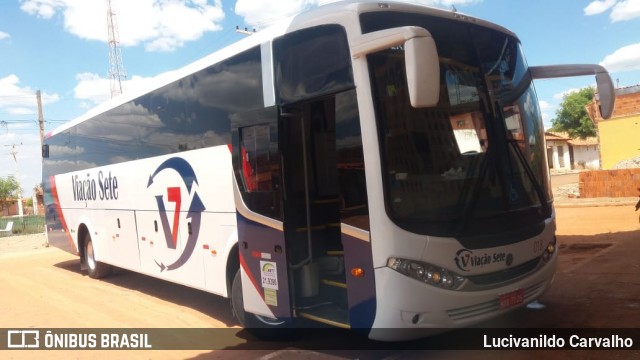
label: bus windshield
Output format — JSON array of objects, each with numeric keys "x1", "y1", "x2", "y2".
[{"x1": 362, "y1": 12, "x2": 552, "y2": 242}]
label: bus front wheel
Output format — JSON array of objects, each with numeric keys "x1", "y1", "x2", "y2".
[
  {"x1": 231, "y1": 269, "x2": 292, "y2": 338},
  {"x1": 84, "y1": 233, "x2": 113, "y2": 279}
]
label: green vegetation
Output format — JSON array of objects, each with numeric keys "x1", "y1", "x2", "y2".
[
  {"x1": 0, "y1": 176, "x2": 22, "y2": 214},
  {"x1": 0, "y1": 215, "x2": 45, "y2": 236},
  {"x1": 550, "y1": 87, "x2": 597, "y2": 139}
]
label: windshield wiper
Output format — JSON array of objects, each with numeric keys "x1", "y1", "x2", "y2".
[
  {"x1": 506, "y1": 139, "x2": 551, "y2": 217},
  {"x1": 452, "y1": 144, "x2": 492, "y2": 236}
]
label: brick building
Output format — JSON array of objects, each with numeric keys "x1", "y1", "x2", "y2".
[{"x1": 586, "y1": 84, "x2": 640, "y2": 169}]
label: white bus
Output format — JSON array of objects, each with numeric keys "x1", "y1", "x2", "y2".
[{"x1": 43, "y1": 1, "x2": 615, "y2": 341}]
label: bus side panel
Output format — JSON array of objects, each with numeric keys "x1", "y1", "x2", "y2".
[
  {"x1": 342, "y1": 231, "x2": 376, "y2": 330},
  {"x1": 201, "y1": 211, "x2": 238, "y2": 296},
  {"x1": 93, "y1": 209, "x2": 140, "y2": 269},
  {"x1": 237, "y1": 213, "x2": 292, "y2": 321},
  {"x1": 48, "y1": 146, "x2": 238, "y2": 294}
]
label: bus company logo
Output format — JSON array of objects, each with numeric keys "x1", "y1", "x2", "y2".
[
  {"x1": 71, "y1": 171, "x2": 119, "y2": 203},
  {"x1": 454, "y1": 248, "x2": 514, "y2": 272},
  {"x1": 147, "y1": 157, "x2": 206, "y2": 272},
  {"x1": 262, "y1": 262, "x2": 276, "y2": 275}
]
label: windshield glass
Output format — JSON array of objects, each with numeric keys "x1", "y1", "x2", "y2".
[{"x1": 361, "y1": 12, "x2": 551, "y2": 241}]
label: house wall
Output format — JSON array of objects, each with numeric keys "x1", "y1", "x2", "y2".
[
  {"x1": 546, "y1": 140, "x2": 571, "y2": 170},
  {"x1": 599, "y1": 114, "x2": 640, "y2": 169},
  {"x1": 572, "y1": 145, "x2": 600, "y2": 169}
]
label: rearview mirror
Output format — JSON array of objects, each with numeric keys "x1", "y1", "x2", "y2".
[
  {"x1": 405, "y1": 35, "x2": 440, "y2": 108},
  {"x1": 529, "y1": 64, "x2": 615, "y2": 119},
  {"x1": 351, "y1": 26, "x2": 440, "y2": 108}
]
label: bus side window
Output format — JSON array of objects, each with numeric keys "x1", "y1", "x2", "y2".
[
  {"x1": 335, "y1": 90, "x2": 369, "y2": 231},
  {"x1": 238, "y1": 124, "x2": 282, "y2": 220}
]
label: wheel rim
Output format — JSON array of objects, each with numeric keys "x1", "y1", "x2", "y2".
[{"x1": 86, "y1": 241, "x2": 96, "y2": 270}]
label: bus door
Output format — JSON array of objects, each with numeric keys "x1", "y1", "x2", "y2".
[
  {"x1": 233, "y1": 115, "x2": 294, "y2": 322},
  {"x1": 280, "y1": 98, "x2": 349, "y2": 328}
]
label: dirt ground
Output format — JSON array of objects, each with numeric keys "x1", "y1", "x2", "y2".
[{"x1": 0, "y1": 204, "x2": 639, "y2": 359}]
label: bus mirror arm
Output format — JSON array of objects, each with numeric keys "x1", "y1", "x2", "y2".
[
  {"x1": 351, "y1": 26, "x2": 440, "y2": 108},
  {"x1": 529, "y1": 64, "x2": 615, "y2": 119}
]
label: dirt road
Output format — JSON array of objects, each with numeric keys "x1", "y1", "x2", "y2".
[{"x1": 1, "y1": 205, "x2": 639, "y2": 359}]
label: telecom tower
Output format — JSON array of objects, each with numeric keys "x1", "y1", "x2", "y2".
[{"x1": 107, "y1": 0, "x2": 126, "y2": 98}]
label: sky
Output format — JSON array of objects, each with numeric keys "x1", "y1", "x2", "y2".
[{"x1": 1, "y1": 0, "x2": 639, "y2": 197}]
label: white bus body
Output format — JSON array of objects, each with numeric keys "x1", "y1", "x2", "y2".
[{"x1": 43, "y1": 1, "x2": 614, "y2": 341}]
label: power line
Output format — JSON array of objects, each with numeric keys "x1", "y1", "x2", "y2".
[
  {"x1": 0, "y1": 119, "x2": 69, "y2": 123},
  {"x1": 0, "y1": 94, "x2": 38, "y2": 99}
]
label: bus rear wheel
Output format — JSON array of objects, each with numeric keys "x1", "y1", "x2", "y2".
[
  {"x1": 84, "y1": 233, "x2": 113, "y2": 279},
  {"x1": 231, "y1": 269, "x2": 293, "y2": 339}
]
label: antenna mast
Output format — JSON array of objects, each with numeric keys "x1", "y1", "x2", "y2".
[{"x1": 107, "y1": 0, "x2": 126, "y2": 98}]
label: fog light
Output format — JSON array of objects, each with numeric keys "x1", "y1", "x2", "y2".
[
  {"x1": 546, "y1": 242, "x2": 555, "y2": 254},
  {"x1": 542, "y1": 236, "x2": 557, "y2": 263}
]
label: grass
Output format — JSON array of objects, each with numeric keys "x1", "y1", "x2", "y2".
[{"x1": 0, "y1": 215, "x2": 45, "y2": 236}]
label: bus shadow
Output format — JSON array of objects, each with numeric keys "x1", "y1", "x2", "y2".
[
  {"x1": 51, "y1": 229, "x2": 639, "y2": 357},
  {"x1": 53, "y1": 259, "x2": 83, "y2": 274},
  {"x1": 52, "y1": 259, "x2": 237, "y2": 327}
]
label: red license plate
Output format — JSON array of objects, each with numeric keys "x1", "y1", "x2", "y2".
[{"x1": 499, "y1": 288, "x2": 525, "y2": 309}]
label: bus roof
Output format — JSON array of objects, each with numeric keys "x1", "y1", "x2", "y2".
[{"x1": 48, "y1": 0, "x2": 516, "y2": 138}]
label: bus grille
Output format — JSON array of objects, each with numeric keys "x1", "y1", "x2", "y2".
[{"x1": 446, "y1": 282, "x2": 545, "y2": 321}]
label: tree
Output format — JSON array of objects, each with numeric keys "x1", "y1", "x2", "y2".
[
  {"x1": 0, "y1": 175, "x2": 22, "y2": 214},
  {"x1": 551, "y1": 87, "x2": 597, "y2": 139}
]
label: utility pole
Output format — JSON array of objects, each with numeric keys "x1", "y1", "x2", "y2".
[
  {"x1": 5, "y1": 144, "x2": 23, "y2": 217},
  {"x1": 36, "y1": 90, "x2": 45, "y2": 216},
  {"x1": 107, "y1": 0, "x2": 126, "y2": 98}
]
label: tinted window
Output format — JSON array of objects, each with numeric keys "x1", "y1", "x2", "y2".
[
  {"x1": 361, "y1": 12, "x2": 549, "y2": 242},
  {"x1": 44, "y1": 46, "x2": 264, "y2": 176},
  {"x1": 274, "y1": 25, "x2": 354, "y2": 104},
  {"x1": 236, "y1": 120, "x2": 282, "y2": 220},
  {"x1": 335, "y1": 90, "x2": 369, "y2": 230}
]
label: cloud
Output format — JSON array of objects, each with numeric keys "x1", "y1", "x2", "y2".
[
  {"x1": 538, "y1": 100, "x2": 554, "y2": 128},
  {"x1": 583, "y1": 0, "x2": 640, "y2": 21},
  {"x1": 20, "y1": 0, "x2": 225, "y2": 52},
  {"x1": 600, "y1": 43, "x2": 640, "y2": 72},
  {"x1": 18, "y1": 0, "x2": 63, "y2": 18},
  {"x1": 6, "y1": 107, "x2": 35, "y2": 115},
  {"x1": 0, "y1": 74, "x2": 59, "y2": 115},
  {"x1": 0, "y1": 31, "x2": 9, "y2": 40},
  {"x1": 73, "y1": 73, "x2": 111, "y2": 105},
  {"x1": 0, "y1": 131, "x2": 44, "y2": 194},
  {"x1": 235, "y1": 0, "x2": 318, "y2": 27},
  {"x1": 73, "y1": 71, "x2": 178, "y2": 105},
  {"x1": 538, "y1": 100, "x2": 551, "y2": 112},
  {"x1": 0, "y1": 74, "x2": 55, "y2": 195},
  {"x1": 553, "y1": 88, "x2": 581, "y2": 101},
  {"x1": 235, "y1": 0, "x2": 480, "y2": 27},
  {"x1": 610, "y1": 0, "x2": 640, "y2": 21},
  {"x1": 584, "y1": 0, "x2": 616, "y2": 15}
]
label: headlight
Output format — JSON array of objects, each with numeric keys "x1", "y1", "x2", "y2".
[{"x1": 387, "y1": 257, "x2": 466, "y2": 289}]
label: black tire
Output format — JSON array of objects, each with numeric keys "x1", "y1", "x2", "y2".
[
  {"x1": 230, "y1": 269, "x2": 293, "y2": 339},
  {"x1": 84, "y1": 233, "x2": 113, "y2": 279}
]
